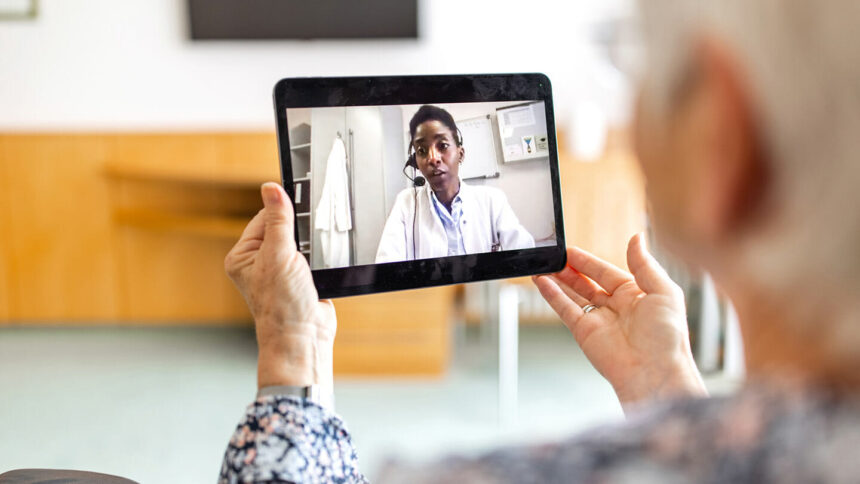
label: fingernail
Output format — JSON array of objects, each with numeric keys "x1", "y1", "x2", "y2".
[{"x1": 262, "y1": 183, "x2": 282, "y2": 206}]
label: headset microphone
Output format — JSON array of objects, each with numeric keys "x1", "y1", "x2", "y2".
[{"x1": 403, "y1": 152, "x2": 426, "y2": 187}]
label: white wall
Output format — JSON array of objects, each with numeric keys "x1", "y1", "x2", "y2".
[{"x1": 0, "y1": 0, "x2": 633, "y2": 131}]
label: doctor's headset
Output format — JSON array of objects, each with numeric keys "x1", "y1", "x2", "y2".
[{"x1": 402, "y1": 128, "x2": 465, "y2": 260}]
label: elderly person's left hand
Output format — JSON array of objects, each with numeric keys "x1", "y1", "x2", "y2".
[
  {"x1": 534, "y1": 234, "x2": 707, "y2": 412},
  {"x1": 225, "y1": 182, "x2": 336, "y2": 391}
]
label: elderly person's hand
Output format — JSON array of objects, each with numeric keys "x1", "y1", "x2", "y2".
[
  {"x1": 534, "y1": 233, "x2": 706, "y2": 412},
  {"x1": 225, "y1": 182, "x2": 335, "y2": 391}
]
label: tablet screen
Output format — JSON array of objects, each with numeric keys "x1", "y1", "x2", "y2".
[
  {"x1": 275, "y1": 74, "x2": 565, "y2": 297},
  {"x1": 286, "y1": 101, "x2": 557, "y2": 269}
]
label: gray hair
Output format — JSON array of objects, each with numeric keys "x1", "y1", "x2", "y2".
[{"x1": 639, "y1": 1, "x2": 860, "y2": 351}]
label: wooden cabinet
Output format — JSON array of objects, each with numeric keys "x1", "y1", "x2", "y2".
[
  {"x1": 0, "y1": 129, "x2": 642, "y2": 373},
  {"x1": 0, "y1": 132, "x2": 452, "y2": 375},
  {"x1": 103, "y1": 133, "x2": 274, "y2": 321},
  {"x1": 332, "y1": 286, "x2": 453, "y2": 376}
]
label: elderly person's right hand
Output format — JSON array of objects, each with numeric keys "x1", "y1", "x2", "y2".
[
  {"x1": 534, "y1": 233, "x2": 706, "y2": 412},
  {"x1": 225, "y1": 182, "x2": 336, "y2": 391}
]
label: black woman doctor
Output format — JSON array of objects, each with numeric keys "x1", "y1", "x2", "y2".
[{"x1": 375, "y1": 105, "x2": 535, "y2": 263}]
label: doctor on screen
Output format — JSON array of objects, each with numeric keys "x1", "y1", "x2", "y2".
[{"x1": 376, "y1": 105, "x2": 535, "y2": 263}]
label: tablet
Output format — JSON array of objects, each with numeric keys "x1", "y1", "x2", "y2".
[{"x1": 274, "y1": 74, "x2": 566, "y2": 298}]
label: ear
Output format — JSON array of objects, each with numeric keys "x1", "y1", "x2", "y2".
[
  {"x1": 692, "y1": 38, "x2": 768, "y2": 241},
  {"x1": 458, "y1": 145, "x2": 465, "y2": 164}
]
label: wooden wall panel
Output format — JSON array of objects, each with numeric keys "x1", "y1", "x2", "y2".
[
  {"x1": 107, "y1": 133, "x2": 281, "y2": 187},
  {"x1": 0, "y1": 136, "x2": 11, "y2": 320},
  {"x1": 220, "y1": 132, "x2": 281, "y2": 184},
  {"x1": 0, "y1": 131, "x2": 648, "y2": 321},
  {"x1": 0, "y1": 135, "x2": 120, "y2": 320},
  {"x1": 105, "y1": 133, "x2": 275, "y2": 321},
  {"x1": 0, "y1": 132, "x2": 279, "y2": 322},
  {"x1": 113, "y1": 227, "x2": 250, "y2": 321}
]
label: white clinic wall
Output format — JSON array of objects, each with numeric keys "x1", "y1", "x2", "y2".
[{"x1": 0, "y1": 0, "x2": 633, "y2": 131}]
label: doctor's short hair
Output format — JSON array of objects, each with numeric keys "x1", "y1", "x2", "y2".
[{"x1": 408, "y1": 105, "x2": 463, "y2": 148}]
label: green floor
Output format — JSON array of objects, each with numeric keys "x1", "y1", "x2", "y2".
[{"x1": 0, "y1": 324, "x2": 627, "y2": 482}]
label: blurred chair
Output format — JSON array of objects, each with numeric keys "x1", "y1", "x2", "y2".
[{"x1": 0, "y1": 469, "x2": 137, "y2": 483}]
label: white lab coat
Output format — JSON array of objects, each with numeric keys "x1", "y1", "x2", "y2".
[
  {"x1": 375, "y1": 180, "x2": 535, "y2": 263},
  {"x1": 314, "y1": 137, "x2": 352, "y2": 268}
]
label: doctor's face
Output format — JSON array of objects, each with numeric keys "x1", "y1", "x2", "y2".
[{"x1": 413, "y1": 120, "x2": 464, "y2": 193}]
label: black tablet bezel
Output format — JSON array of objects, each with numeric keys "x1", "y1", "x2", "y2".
[{"x1": 273, "y1": 73, "x2": 566, "y2": 298}]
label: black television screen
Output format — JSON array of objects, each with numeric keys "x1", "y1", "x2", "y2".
[{"x1": 188, "y1": 0, "x2": 418, "y2": 40}]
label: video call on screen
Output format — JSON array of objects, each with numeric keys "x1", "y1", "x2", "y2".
[{"x1": 287, "y1": 101, "x2": 557, "y2": 270}]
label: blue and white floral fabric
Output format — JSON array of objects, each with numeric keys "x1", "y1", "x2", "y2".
[{"x1": 219, "y1": 395, "x2": 367, "y2": 484}]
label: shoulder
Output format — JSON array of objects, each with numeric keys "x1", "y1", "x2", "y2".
[
  {"x1": 377, "y1": 398, "x2": 709, "y2": 483},
  {"x1": 563, "y1": 386, "x2": 860, "y2": 483},
  {"x1": 379, "y1": 387, "x2": 860, "y2": 483}
]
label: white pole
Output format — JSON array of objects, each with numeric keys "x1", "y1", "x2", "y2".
[
  {"x1": 698, "y1": 273, "x2": 721, "y2": 373},
  {"x1": 724, "y1": 302, "x2": 745, "y2": 379},
  {"x1": 498, "y1": 284, "x2": 519, "y2": 425}
]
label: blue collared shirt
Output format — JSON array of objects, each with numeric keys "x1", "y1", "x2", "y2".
[{"x1": 430, "y1": 190, "x2": 466, "y2": 256}]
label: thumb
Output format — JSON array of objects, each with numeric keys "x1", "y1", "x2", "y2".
[
  {"x1": 261, "y1": 182, "x2": 296, "y2": 254},
  {"x1": 627, "y1": 232, "x2": 676, "y2": 295}
]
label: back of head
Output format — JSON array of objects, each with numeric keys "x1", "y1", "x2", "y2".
[{"x1": 638, "y1": 0, "x2": 860, "y2": 353}]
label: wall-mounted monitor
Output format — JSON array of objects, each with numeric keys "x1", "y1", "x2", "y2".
[{"x1": 188, "y1": 0, "x2": 418, "y2": 40}]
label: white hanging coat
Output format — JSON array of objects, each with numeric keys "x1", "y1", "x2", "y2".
[
  {"x1": 314, "y1": 137, "x2": 352, "y2": 268},
  {"x1": 375, "y1": 181, "x2": 535, "y2": 263}
]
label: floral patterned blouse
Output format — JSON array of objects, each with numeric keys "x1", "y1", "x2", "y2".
[{"x1": 219, "y1": 384, "x2": 860, "y2": 483}]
